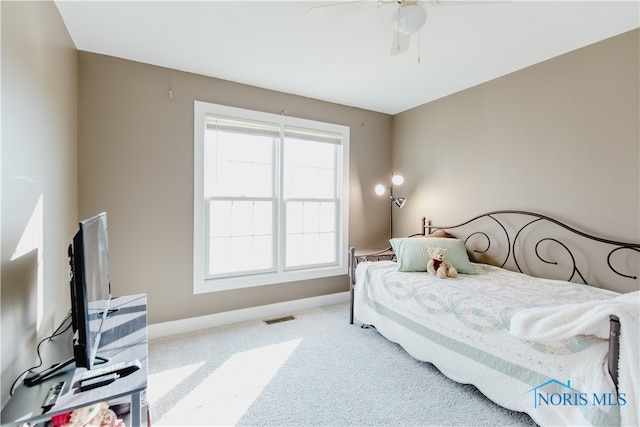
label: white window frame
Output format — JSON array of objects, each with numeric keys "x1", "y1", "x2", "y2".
[{"x1": 194, "y1": 101, "x2": 349, "y2": 293}]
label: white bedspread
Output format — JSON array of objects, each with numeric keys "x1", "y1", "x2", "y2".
[
  {"x1": 354, "y1": 261, "x2": 631, "y2": 426},
  {"x1": 510, "y1": 291, "x2": 639, "y2": 427}
]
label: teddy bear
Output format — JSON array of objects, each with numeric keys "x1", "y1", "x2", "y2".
[{"x1": 427, "y1": 247, "x2": 458, "y2": 279}]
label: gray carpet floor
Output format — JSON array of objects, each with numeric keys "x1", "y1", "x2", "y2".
[{"x1": 147, "y1": 302, "x2": 537, "y2": 426}]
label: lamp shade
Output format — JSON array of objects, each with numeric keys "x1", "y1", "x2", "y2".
[
  {"x1": 393, "y1": 4, "x2": 427, "y2": 35},
  {"x1": 392, "y1": 196, "x2": 406, "y2": 208},
  {"x1": 392, "y1": 174, "x2": 405, "y2": 186},
  {"x1": 374, "y1": 184, "x2": 386, "y2": 196}
]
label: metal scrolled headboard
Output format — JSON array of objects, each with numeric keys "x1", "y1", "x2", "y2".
[{"x1": 426, "y1": 210, "x2": 640, "y2": 291}]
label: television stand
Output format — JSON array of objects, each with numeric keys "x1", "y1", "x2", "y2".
[{"x1": 1, "y1": 294, "x2": 148, "y2": 427}]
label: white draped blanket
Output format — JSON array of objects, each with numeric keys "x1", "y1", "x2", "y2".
[
  {"x1": 354, "y1": 261, "x2": 630, "y2": 426},
  {"x1": 510, "y1": 291, "x2": 640, "y2": 427}
]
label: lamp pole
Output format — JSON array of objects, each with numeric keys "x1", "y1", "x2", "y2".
[
  {"x1": 375, "y1": 173, "x2": 405, "y2": 242},
  {"x1": 389, "y1": 182, "x2": 394, "y2": 241}
]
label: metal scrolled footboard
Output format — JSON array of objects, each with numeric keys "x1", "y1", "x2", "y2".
[{"x1": 349, "y1": 210, "x2": 640, "y2": 391}]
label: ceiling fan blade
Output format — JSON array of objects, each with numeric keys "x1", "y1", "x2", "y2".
[
  {"x1": 310, "y1": 1, "x2": 381, "y2": 17},
  {"x1": 390, "y1": 31, "x2": 411, "y2": 56},
  {"x1": 430, "y1": 0, "x2": 510, "y2": 6}
]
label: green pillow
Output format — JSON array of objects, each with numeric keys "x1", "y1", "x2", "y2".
[{"x1": 389, "y1": 237, "x2": 475, "y2": 274}]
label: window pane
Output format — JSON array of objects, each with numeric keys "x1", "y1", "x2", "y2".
[
  {"x1": 285, "y1": 234, "x2": 303, "y2": 267},
  {"x1": 302, "y1": 234, "x2": 319, "y2": 262},
  {"x1": 283, "y1": 138, "x2": 337, "y2": 199},
  {"x1": 319, "y1": 202, "x2": 335, "y2": 232},
  {"x1": 230, "y1": 236, "x2": 252, "y2": 272},
  {"x1": 318, "y1": 232, "x2": 336, "y2": 263},
  {"x1": 231, "y1": 202, "x2": 253, "y2": 236},
  {"x1": 253, "y1": 202, "x2": 272, "y2": 236},
  {"x1": 287, "y1": 202, "x2": 304, "y2": 234},
  {"x1": 205, "y1": 129, "x2": 274, "y2": 198},
  {"x1": 285, "y1": 201, "x2": 337, "y2": 268},
  {"x1": 251, "y1": 236, "x2": 273, "y2": 270},
  {"x1": 210, "y1": 201, "x2": 232, "y2": 237},
  {"x1": 207, "y1": 200, "x2": 273, "y2": 275},
  {"x1": 285, "y1": 232, "x2": 337, "y2": 268},
  {"x1": 209, "y1": 237, "x2": 232, "y2": 275},
  {"x1": 303, "y1": 202, "x2": 320, "y2": 233}
]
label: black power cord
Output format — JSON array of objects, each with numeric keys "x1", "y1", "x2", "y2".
[{"x1": 9, "y1": 313, "x2": 73, "y2": 396}]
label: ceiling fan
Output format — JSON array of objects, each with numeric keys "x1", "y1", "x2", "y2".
[
  {"x1": 311, "y1": 1, "x2": 505, "y2": 57},
  {"x1": 390, "y1": 1, "x2": 427, "y2": 56}
]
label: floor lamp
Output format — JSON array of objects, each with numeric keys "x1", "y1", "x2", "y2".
[{"x1": 375, "y1": 173, "x2": 407, "y2": 241}]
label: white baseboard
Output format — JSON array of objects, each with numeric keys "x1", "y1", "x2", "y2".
[{"x1": 148, "y1": 291, "x2": 349, "y2": 340}]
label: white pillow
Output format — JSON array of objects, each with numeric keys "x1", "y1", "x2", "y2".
[{"x1": 389, "y1": 237, "x2": 475, "y2": 274}]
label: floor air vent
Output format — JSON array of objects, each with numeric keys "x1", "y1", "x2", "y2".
[{"x1": 264, "y1": 315, "x2": 296, "y2": 325}]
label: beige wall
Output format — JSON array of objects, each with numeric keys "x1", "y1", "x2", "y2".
[
  {"x1": 2, "y1": 1, "x2": 636, "y2": 406},
  {"x1": 1, "y1": 1, "x2": 78, "y2": 407},
  {"x1": 392, "y1": 29, "x2": 639, "y2": 292},
  {"x1": 77, "y1": 52, "x2": 393, "y2": 325}
]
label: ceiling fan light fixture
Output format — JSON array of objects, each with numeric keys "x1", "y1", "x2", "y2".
[{"x1": 393, "y1": 4, "x2": 427, "y2": 34}]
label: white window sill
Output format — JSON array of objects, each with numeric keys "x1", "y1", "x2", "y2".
[{"x1": 194, "y1": 265, "x2": 348, "y2": 293}]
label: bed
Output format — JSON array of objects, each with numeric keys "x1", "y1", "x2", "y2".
[{"x1": 349, "y1": 210, "x2": 639, "y2": 426}]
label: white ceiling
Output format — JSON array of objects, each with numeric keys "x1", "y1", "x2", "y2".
[{"x1": 54, "y1": 1, "x2": 639, "y2": 115}]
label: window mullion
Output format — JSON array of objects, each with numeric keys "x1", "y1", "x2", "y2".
[
  {"x1": 276, "y1": 126, "x2": 285, "y2": 274},
  {"x1": 334, "y1": 145, "x2": 341, "y2": 265}
]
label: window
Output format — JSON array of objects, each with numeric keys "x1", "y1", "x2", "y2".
[{"x1": 194, "y1": 102, "x2": 349, "y2": 293}]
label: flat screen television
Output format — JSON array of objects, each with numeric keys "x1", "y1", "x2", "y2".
[
  {"x1": 24, "y1": 212, "x2": 113, "y2": 386},
  {"x1": 70, "y1": 212, "x2": 112, "y2": 369}
]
